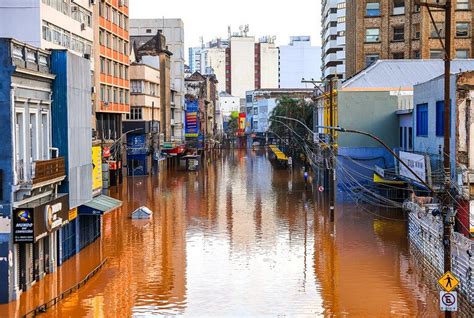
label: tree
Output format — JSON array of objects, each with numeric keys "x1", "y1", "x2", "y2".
[{"x1": 269, "y1": 97, "x2": 314, "y2": 156}]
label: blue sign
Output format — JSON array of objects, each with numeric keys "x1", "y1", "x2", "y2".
[
  {"x1": 185, "y1": 99, "x2": 199, "y2": 137},
  {"x1": 127, "y1": 134, "x2": 147, "y2": 155}
]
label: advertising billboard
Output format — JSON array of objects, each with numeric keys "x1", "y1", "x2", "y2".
[
  {"x1": 92, "y1": 146, "x2": 103, "y2": 192},
  {"x1": 185, "y1": 99, "x2": 199, "y2": 137}
]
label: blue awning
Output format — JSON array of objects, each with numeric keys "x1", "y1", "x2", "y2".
[{"x1": 78, "y1": 195, "x2": 122, "y2": 216}]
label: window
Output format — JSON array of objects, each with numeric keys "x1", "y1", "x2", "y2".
[
  {"x1": 416, "y1": 103, "x2": 428, "y2": 136},
  {"x1": 399, "y1": 127, "x2": 403, "y2": 148},
  {"x1": 430, "y1": 49, "x2": 443, "y2": 59},
  {"x1": 365, "y1": 28, "x2": 380, "y2": 42},
  {"x1": 106, "y1": 32, "x2": 110, "y2": 48},
  {"x1": 330, "y1": 8, "x2": 337, "y2": 13},
  {"x1": 113, "y1": 89, "x2": 117, "y2": 103},
  {"x1": 131, "y1": 80, "x2": 144, "y2": 93},
  {"x1": 413, "y1": 24, "x2": 420, "y2": 39},
  {"x1": 100, "y1": 85, "x2": 105, "y2": 102},
  {"x1": 393, "y1": 26, "x2": 404, "y2": 41},
  {"x1": 408, "y1": 127, "x2": 413, "y2": 149},
  {"x1": 42, "y1": 23, "x2": 51, "y2": 42},
  {"x1": 100, "y1": 57, "x2": 105, "y2": 73},
  {"x1": 366, "y1": 2, "x2": 381, "y2": 16},
  {"x1": 337, "y1": 16, "x2": 346, "y2": 23},
  {"x1": 393, "y1": 0, "x2": 405, "y2": 14},
  {"x1": 129, "y1": 107, "x2": 143, "y2": 120},
  {"x1": 456, "y1": 49, "x2": 469, "y2": 58},
  {"x1": 119, "y1": 89, "x2": 124, "y2": 104},
  {"x1": 330, "y1": 21, "x2": 337, "y2": 27},
  {"x1": 393, "y1": 52, "x2": 404, "y2": 59},
  {"x1": 404, "y1": 127, "x2": 408, "y2": 150},
  {"x1": 412, "y1": 50, "x2": 420, "y2": 59},
  {"x1": 99, "y1": 30, "x2": 104, "y2": 45},
  {"x1": 365, "y1": 53, "x2": 379, "y2": 66},
  {"x1": 105, "y1": 5, "x2": 110, "y2": 20},
  {"x1": 456, "y1": 22, "x2": 469, "y2": 37},
  {"x1": 337, "y1": 2, "x2": 346, "y2": 9},
  {"x1": 436, "y1": 101, "x2": 445, "y2": 136},
  {"x1": 456, "y1": 0, "x2": 469, "y2": 10},
  {"x1": 431, "y1": 22, "x2": 445, "y2": 38},
  {"x1": 146, "y1": 29, "x2": 152, "y2": 34}
]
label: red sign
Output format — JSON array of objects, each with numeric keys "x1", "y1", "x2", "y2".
[
  {"x1": 103, "y1": 147, "x2": 111, "y2": 158},
  {"x1": 108, "y1": 160, "x2": 121, "y2": 170}
]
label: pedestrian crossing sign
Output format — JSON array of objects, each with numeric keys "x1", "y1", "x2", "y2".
[{"x1": 438, "y1": 271, "x2": 459, "y2": 292}]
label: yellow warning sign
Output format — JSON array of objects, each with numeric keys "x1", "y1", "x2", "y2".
[{"x1": 438, "y1": 271, "x2": 459, "y2": 292}]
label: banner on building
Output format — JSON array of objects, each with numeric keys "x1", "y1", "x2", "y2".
[
  {"x1": 238, "y1": 113, "x2": 246, "y2": 135},
  {"x1": 92, "y1": 146, "x2": 103, "y2": 192},
  {"x1": 127, "y1": 134, "x2": 147, "y2": 155},
  {"x1": 399, "y1": 151, "x2": 428, "y2": 183},
  {"x1": 185, "y1": 99, "x2": 199, "y2": 137}
]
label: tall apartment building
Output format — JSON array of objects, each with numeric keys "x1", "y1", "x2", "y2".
[
  {"x1": 0, "y1": 0, "x2": 94, "y2": 59},
  {"x1": 346, "y1": 0, "x2": 473, "y2": 78},
  {"x1": 321, "y1": 0, "x2": 346, "y2": 80},
  {"x1": 189, "y1": 39, "x2": 229, "y2": 93},
  {"x1": 129, "y1": 19, "x2": 185, "y2": 143},
  {"x1": 225, "y1": 33, "x2": 279, "y2": 98},
  {"x1": 94, "y1": 0, "x2": 130, "y2": 142},
  {"x1": 279, "y1": 36, "x2": 322, "y2": 88}
]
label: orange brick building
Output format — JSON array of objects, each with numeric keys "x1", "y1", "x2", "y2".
[{"x1": 94, "y1": 0, "x2": 130, "y2": 141}]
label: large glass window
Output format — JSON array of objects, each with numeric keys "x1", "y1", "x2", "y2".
[
  {"x1": 365, "y1": 28, "x2": 380, "y2": 42},
  {"x1": 366, "y1": 2, "x2": 381, "y2": 16},
  {"x1": 416, "y1": 103, "x2": 428, "y2": 136},
  {"x1": 430, "y1": 49, "x2": 443, "y2": 59},
  {"x1": 456, "y1": 49, "x2": 469, "y2": 59}
]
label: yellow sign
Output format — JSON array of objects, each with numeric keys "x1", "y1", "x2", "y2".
[
  {"x1": 92, "y1": 146, "x2": 103, "y2": 191},
  {"x1": 68, "y1": 208, "x2": 78, "y2": 221},
  {"x1": 438, "y1": 271, "x2": 459, "y2": 292}
]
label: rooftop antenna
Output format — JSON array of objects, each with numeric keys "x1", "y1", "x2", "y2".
[
  {"x1": 244, "y1": 24, "x2": 249, "y2": 37},
  {"x1": 200, "y1": 36, "x2": 204, "y2": 48},
  {"x1": 228, "y1": 25, "x2": 231, "y2": 39}
]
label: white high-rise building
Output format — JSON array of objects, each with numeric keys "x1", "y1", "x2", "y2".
[
  {"x1": 130, "y1": 18, "x2": 185, "y2": 143},
  {"x1": 279, "y1": 36, "x2": 321, "y2": 88},
  {"x1": 321, "y1": 0, "x2": 345, "y2": 80},
  {"x1": 225, "y1": 33, "x2": 279, "y2": 98},
  {"x1": 0, "y1": 0, "x2": 94, "y2": 63}
]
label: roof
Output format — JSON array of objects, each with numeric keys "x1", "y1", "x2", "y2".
[{"x1": 342, "y1": 59, "x2": 474, "y2": 90}]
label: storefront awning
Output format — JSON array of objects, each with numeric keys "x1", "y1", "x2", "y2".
[
  {"x1": 78, "y1": 195, "x2": 122, "y2": 216},
  {"x1": 373, "y1": 174, "x2": 406, "y2": 185}
]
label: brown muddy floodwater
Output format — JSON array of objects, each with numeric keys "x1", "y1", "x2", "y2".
[{"x1": 1, "y1": 149, "x2": 441, "y2": 317}]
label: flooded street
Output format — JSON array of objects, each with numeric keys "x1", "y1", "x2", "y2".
[{"x1": 1, "y1": 149, "x2": 440, "y2": 317}]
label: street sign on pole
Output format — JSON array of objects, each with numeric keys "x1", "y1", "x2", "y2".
[
  {"x1": 438, "y1": 271, "x2": 459, "y2": 292},
  {"x1": 440, "y1": 291, "x2": 457, "y2": 312}
]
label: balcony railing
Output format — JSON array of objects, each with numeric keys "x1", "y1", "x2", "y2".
[
  {"x1": 32, "y1": 157, "x2": 66, "y2": 185},
  {"x1": 16, "y1": 157, "x2": 66, "y2": 187}
]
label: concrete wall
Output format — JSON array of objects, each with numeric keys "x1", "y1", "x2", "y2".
[
  {"x1": 203, "y1": 47, "x2": 226, "y2": 93},
  {"x1": 259, "y1": 43, "x2": 279, "y2": 89},
  {"x1": 279, "y1": 38, "x2": 321, "y2": 88},
  {"x1": 338, "y1": 90, "x2": 399, "y2": 148},
  {"x1": 230, "y1": 36, "x2": 255, "y2": 98},
  {"x1": 0, "y1": 0, "x2": 41, "y2": 47}
]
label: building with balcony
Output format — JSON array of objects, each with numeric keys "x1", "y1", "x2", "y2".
[
  {"x1": 130, "y1": 18, "x2": 185, "y2": 143},
  {"x1": 94, "y1": 0, "x2": 130, "y2": 140},
  {"x1": 0, "y1": 39, "x2": 68, "y2": 303},
  {"x1": 278, "y1": 36, "x2": 322, "y2": 88},
  {"x1": 345, "y1": 0, "x2": 474, "y2": 78},
  {"x1": 321, "y1": 0, "x2": 346, "y2": 80}
]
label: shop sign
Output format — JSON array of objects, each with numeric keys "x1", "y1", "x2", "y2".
[
  {"x1": 13, "y1": 208, "x2": 34, "y2": 243},
  {"x1": 68, "y1": 208, "x2": 78, "y2": 222},
  {"x1": 34, "y1": 195, "x2": 69, "y2": 241},
  {"x1": 103, "y1": 147, "x2": 111, "y2": 158},
  {"x1": 92, "y1": 146, "x2": 103, "y2": 191},
  {"x1": 399, "y1": 151, "x2": 427, "y2": 183}
]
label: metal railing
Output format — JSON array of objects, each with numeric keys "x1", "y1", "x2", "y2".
[
  {"x1": 32, "y1": 157, "x2": 66, "y2": 185},
  {"x1": 23, "y1": 258, "x2": 108, "y2": 318}
]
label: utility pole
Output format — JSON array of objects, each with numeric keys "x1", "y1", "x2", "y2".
[
  {"x1": 328, "y1": 79, "x2": 335, "y2": 222},
  {"x1": 416, "y1": 1, "x2": 453, "y2": 316}
]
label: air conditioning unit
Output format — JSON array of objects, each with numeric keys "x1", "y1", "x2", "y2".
[
  {"x1": 84, "y1": 53, "x2": 90, "y2": 59},
  {"x1": 50, "y1": 148, "x2": 59, "y2": 159}
]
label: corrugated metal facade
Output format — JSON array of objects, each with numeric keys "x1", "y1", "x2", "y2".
[
  {"x1": 51, "y1": 50, "x2": 92, "y2": 209},
  {"x1": 405, "y1": 202, "x2": 473, "y2": 310}
]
